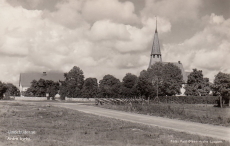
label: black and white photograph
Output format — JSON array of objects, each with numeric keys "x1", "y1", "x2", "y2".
[{"x1": 0, "y1": 0, "x2": 230, "y2": 145}]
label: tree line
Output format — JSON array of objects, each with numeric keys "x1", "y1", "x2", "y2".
[
  {"x1": 1, "y1": 62, "x2": 230, "y2": 106},
  {"x1": 0, "y1": 82, "x2": 19, "y2": 99},
  {"x1": 22, "y1": 63, "x2": 230, "y2": 102}
]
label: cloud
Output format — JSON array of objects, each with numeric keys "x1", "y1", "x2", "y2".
[
  {"x1": 43, "y1": 0, "x2": 88, "y2": 29},
  {"x1": 162, "y1": 13, "x2": 230, "y2": 81},
  {"x1": 0, "y1": 0, "x2": 229, "y2": 86},
  {"x1": 81, "y1": 0, "x2": 139, "y2": 25},
  {"x1": 141, "y1": 0, "x2": 201, "y2": 22},
  {"x1": 89, "y1": 20, "x2": 131, "y2": 41}
]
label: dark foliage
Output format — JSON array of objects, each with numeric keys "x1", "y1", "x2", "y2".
[
  {"x1": 81, "y1": 78, "x2": 98, "y2": 98},
  {"x1": 98, "y1": 74, "x2": 121, "y2": 98},
  {"x1": 211, "y1": 72, "x2": 230, "y2": 106},
  {"x1": 184, "y1": 69, "x2": 211, "y2": 96},
  {"x1": 0, "y1": 81, "x2": 8, "y2": 99},
  {"x1": 63, "y1": 66, "x2": 84, "y2": 98},
  {"x1": 139, "y1": 62, "x2": 183, "y2": 98},
  {"x1": 121, "y1": 73, "x2": 139, "y2": 98},
  {"x1": 137, "y1": 70, "x2": 155, "y2": 99},
  {"x1": 4, "y1": 83, "x2": 20, "y2": 97},
  {"x1": 161, "y1": 63, "x2": 183, "y2": 96},
  {"x1": 25, "y1": 79, "x2": 59, "y2": 98}
]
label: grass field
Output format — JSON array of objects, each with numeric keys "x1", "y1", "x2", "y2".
[
  {"x1": 97, "y1": 103, "x2": 230, "y2": 127},
  {"x1": 0, "y1": 101, "x2": 229, "y2": 146}
]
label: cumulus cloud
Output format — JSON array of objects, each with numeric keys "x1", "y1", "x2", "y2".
[
  {"x1": 89, "y1": 20, "x2": 130, "y2": 41},
  {"x1": 162, "y1": 13, "x2": 230, "y2": 81},
  {"x1": 0, "y1": 0, "x2": 229, "y2": 86},
  {"x1": 81, "y1": 0, "x2": 139, "y2": 25},
  {"x1": 141, "y1": 0, "x2": 201, "y2": 22}
]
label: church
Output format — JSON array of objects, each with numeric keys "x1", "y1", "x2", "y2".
[{"x1": 148, "y1": 20, "x2": 190, "y2": 95}]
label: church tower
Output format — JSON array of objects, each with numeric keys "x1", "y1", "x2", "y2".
[{"x1": 149, "y1": 18, "x2": 162, "y2": 68}]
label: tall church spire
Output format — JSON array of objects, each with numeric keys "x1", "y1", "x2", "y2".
[
  {"x1": 149, "y1": 17, "x2": 162, "y2": 68},
  {"x1": 155, "y1": 17, "x2": 157, "y2": 33}
]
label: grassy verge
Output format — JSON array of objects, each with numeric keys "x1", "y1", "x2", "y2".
[
  {"x1": 0, "y1": 101, "x2": 229, "y2": 146},
  {"x1": 97, "y1": 103, "x2": 230, "y2": 127}
]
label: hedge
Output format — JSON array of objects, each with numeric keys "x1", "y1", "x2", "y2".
[
  {"x1": 95, "y1": 96, "x2": 219, "y2": 105},
  {"x1": 154, "y1": 96, "x2": 218, "y2": 104}
]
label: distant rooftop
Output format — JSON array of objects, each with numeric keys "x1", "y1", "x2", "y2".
[{"x1": 19, "y1": 72, "x2": 65, "y2": 87}]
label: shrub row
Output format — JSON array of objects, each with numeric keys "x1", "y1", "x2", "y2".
[
  {"x1": 96, "y1": 96, "x2": 219, "y2": 105},
  {"x1": 153, "y1": 96, "x2": 218, "y2": 104}
]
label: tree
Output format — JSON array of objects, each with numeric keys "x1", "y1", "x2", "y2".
[
  {"x1": 98, "y1": 74, "x2": 121, "y2": 98},
  {"x1": 36, "y1": 79, "x2": 47, "y2": 97},
  {"x1": 212, "y1": 72, "x2": 230, "y2": 107},
  {"x1": 198, "y1": 78, "x2": 211, "y2": 96},
  {"x1": 25, "y1": 79, "x2": 47, "y2": 97},
  {"x1": 5, "y1": 83, "x2": 20, "y2": 97},
  {"x1": 45, "y1": 80, "x2": 60, "y2": 100},
  {"x1": 161, "y1": 63, "x2": 183, "y2": 96},
  {"x1": 0, "y1": 81, "x2": 7, "y2": 99},
  {"x1": 147, "y1": 62, "x2": 164, "y2": 96},
  {"x1": 184, "y1": 69, "x2": 210, "y2": 96},
  {"x1": 147, "y1": 62, "x2": 183, "y2": 96},
  {"x1": 121, "y1": 73, "x2": 138, "y2": 98},
  {"x1": 25, "y1": 80, "x2": 38, "y2": 96},
  {"x1": 81, "y1": 78, "x2": 98, "y2": 98},
  {"x1": 59, "y1": 81, "x2": 68, "y2": 100},
  {"x1": 64, "y1": 66, "x2": 84, "y2": 98},
  {"x1": 136, "y1": 70, "x2": 155, "y2": 99}
]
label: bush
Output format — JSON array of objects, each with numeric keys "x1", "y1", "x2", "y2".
[
  {"x1": 156, "y1": 96, "x2": 218, "y2": 104},
  {"x1": 2, "y1": 96, "x2": 15, "y2": 100}
]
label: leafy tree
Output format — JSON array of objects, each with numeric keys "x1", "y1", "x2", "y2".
[
  {"x1": 198, "y1": 78, "x2": 211, "y2": 96},
  {"x1": 36, "y1": 79, "x2": 47, "y2": 97},
  {"x1": 45, "y1": 80, "x2": 60, "y2": 99},
  {"x1": 25, "y1": 79, "x2": 60, "y2": 98},
  {"x1": 5, "y1": 83, "x2": 20, "y2": 97},
  {"x1": 64, "y1": 66, "x2": 84, "y2": 98},
  {"x1": 0, "y1": 81, "x2": 7, "y2": 99},
  {"x1": 147, "y1": 62, "x2": 183, "y2": 96},
  {"x1": 81, "y1": 78, "x2": 98, "y2": 98},
  {"x1": 59, "y1": 81, "x2": 68, "y2": 100},
  {"x1": 184, "y1": 69, "x2": 210, "y2": 96},
  {"x1": 211, "y1": 72, "x2": 230, "y2": 107},
  {"x1": 25, "y1": 79, "x2": 47, "y2": 97},
  {"x1": 98, "y1": 74, "x2": 121, "y2": 98},
  {"x1": 121, "y1": 73, "x2": 138, "y2": 98},
  {"x1": 136, "y1": 70, "x2": 155, "y2": 99},
  {"x1": 25, "y1": 80, "x2": 38, "y2": 96},
  {"x1": 161, "y1": 63, "x2": 183, "y2": 96},
  {"x1": 147, "y1": 62, "x2": 165, "y2": 96}
]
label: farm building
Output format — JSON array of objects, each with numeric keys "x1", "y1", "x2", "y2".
[{"x1": 19, "y1": 72, "x2": 64, "y2": 96}]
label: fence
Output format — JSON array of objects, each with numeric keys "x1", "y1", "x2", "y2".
[{"x1": 95, "y1": 96, "x2": 219, "y2": 105}]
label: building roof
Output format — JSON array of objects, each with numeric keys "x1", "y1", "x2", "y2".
[
  {"x1": 19, "y1": 72, "x2": 65, "y2": 87},
  {"x1": 162, "y1": 62, "x2": 190, "y2": 83},
  {"x1": 150, "y1": 30, "x2": 161, "y2": 55}
]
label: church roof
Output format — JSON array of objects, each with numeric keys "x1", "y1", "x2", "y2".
[
  {"x1": 151, "y1": 30, "x2": 161, "y2": 55},
  {"x1": 19, "y1": 72, "x2": 64, "y2": 87}
]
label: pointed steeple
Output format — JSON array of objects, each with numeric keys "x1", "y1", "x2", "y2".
[
  {"x1": 149, "y1": 17, "x2": 162, "y2": 68},
  {"x1": 155, "y1": 17, "x2": 157, "y2": 33}
]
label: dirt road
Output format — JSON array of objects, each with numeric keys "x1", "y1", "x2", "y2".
[{"x1": 50, "y1": 102, "x2": 230, "y2": 141}]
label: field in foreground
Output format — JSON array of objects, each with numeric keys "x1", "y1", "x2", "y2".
[
  {"x1": 96, "y1": 103, "x2": 230, "y2": 127},
  {"x1": 0, "y1": 101, "x2": 228, "y2": 146}
]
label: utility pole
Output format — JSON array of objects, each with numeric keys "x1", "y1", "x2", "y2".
[{"x1": 156, "y1": 77, "x2": 158, "y2": 98}]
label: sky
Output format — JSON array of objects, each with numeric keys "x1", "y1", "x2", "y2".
[{"x1": 0, "y1": 0, "x2": 230, "y2": 86}]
